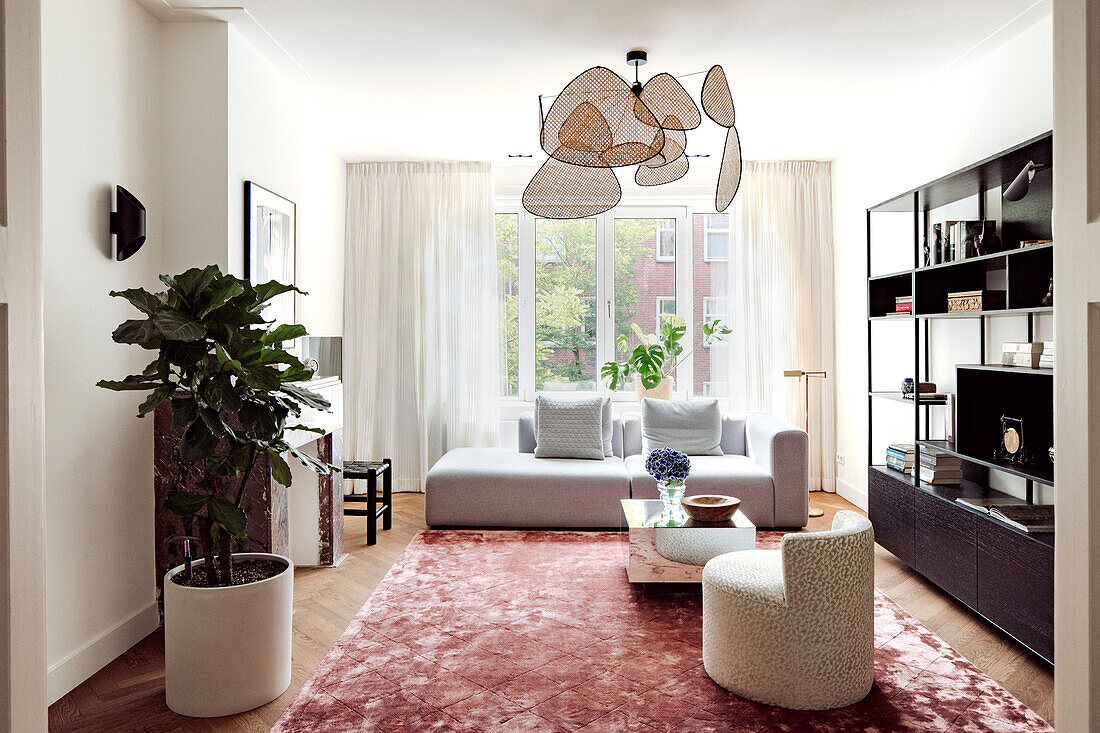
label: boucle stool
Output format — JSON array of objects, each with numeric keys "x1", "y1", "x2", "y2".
[{"x1": 701, "y1": 510, "x2": 875, "y2": 710}]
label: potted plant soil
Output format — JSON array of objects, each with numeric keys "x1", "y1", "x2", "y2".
[
  {"x1": 601, "y1": 315, "x2": 732, "y2": 400},
  {"x1": 98, "y1": 265, "x2": 335, "y2": 717}
]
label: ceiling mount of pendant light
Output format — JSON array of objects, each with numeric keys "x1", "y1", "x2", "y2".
[{"x1": 523, "y1": 50, "x2": 742, "y2": 219}]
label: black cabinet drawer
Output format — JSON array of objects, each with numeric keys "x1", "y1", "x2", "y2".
[
  {"x1": 868, "y1": 467, "x2": 913, "y2": 565},
  {"x1": 913, "y1": 490, "x2": 977, "y2": 607},
  {"x1": 977, "y1": 521, "x2": 1054, "y2": 662}
]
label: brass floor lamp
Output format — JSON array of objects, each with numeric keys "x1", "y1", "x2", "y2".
[{"x1": 784, "y1": 369, "x2": 827, "y2": 518}]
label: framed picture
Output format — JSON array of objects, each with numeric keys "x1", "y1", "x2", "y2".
[{"x1": 244, "y1": 181, "x2": 296, "y2": 328}]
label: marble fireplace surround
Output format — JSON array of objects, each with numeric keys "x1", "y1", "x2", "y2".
[{"x1": 153, "y1": 378, "x2": 344, "y2": 595}]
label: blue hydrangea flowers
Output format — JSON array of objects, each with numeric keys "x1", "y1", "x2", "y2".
[{"x1": 645, "y1": 447, "x2": 691, "y2": 482}]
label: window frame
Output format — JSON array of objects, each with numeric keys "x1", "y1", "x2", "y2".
[
  {"x1": 655, "y1": 296, "x2": 676, "y2": 325},
  {"x1": 703, "y1": 214, "x2": 731, "y2": 262},
  {"x1": 655, "y1": 218, "x2": 676, "y2": 262}
]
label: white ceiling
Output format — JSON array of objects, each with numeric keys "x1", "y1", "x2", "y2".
[{"x1": 154, "y1": 0, "x2": 1051, "y2": 162}]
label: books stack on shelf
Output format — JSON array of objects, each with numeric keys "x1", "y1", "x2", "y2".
[
  {"x1": 1039, "y1": 341, "x2": 1054, "y2": 369},
  {"x1": 988, "y1": 504, "x2": 1055, "y2": 533},
  {"x1": 919, "y1": 447, "x2": 963, "y2": 485},
  {"x1": 1001, "y1": 341, "x2": 1046, "y2": 369},
  {"x1": 901, "y1": 381, "x2": 948, "y2": 402},
  {"x1": 885, "y1": 443, "x2": 915, "y2": 474},
  {"x1": 894, "y1": 296, "x2": 913, "y2": 314},
  {"x1": 955, "y1": 496, "x2": 1027, "y2": 513}
]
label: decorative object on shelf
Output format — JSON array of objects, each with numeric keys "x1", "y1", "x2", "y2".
[
  {"x1": 1001, "y1": 341, "x2": 1046, "y2": 368},
  {"x1": 946, "y1": 289, "x2": 1006, "y2": 313},
  {"x1": 995, "y1": 415, "x2": 1034, "y2": 467},
  {"x1": 109, "y1": 185, "x2": 147, "y2": 261},
  {"x1": 646, "y1": 447, "x2": 691, "y2": 509},
  {"x1": 602, "y1": 314, "x2": 731, "y2": 399},
  {"x1": 1041, "y1": 277, "x2": 1054, "y2": 306},
  {"x1": 901, "y1": 378, "x2": 915, "y2": 395},
  {"x1": 1020, "y1": 239, "x2": 1053, "y2": 248},
  {"x1": 1048, "y1": 445, "x2": 1054, "y2": 464},
  {"x1": 681, "y1": 494, "x2": 741, "y2": 522},
  {"x1": 783, "y1": 368, "x2": 828, "y2": 518},
  {"x1": 245, "y1": 181, "x2": 297, "y2": 331},
  {"x1": 96, "y1": 265, "x2": 335, "y2": 716},
  {"x1": 1003, "y1": 160, "x2": 1050, "y2": 202},
  {"x1": 524, "y1": 51, "x2": 741, "y2": 218}
]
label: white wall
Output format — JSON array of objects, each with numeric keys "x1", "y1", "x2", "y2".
[
  {"x1": 36, "y1": 5, "x2": 348, "y2": 704},
  {"x1": 0, "y1": 0, "x2": 48, "y2": 726},
  {"x1": 832, "y1": 16, "x2": 1054, "y2": 508},
  {"x1": 1051, "y1": 0, "x2": 1100, "y2": 726},
  {"x1": 162, "y1": 22, "x2": 229, "y2": 274},
  {"x1": 40, "y1": 0, "x2": 166, "y2": 702}
]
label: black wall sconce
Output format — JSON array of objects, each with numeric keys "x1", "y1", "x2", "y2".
[
  {"x1": 109, "y1": 185, "x2": 146, "y2": 261},
  {"x1": 1003, "y1": 161, "x2": 1050, "y2": 202}
]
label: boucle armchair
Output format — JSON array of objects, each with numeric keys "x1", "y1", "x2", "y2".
[{"x1": 701, "y1": 510, "x2": 875, "y2": 710}]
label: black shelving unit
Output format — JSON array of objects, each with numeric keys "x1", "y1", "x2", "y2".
[{"x1": 866, "y1": 132, "x2": 1054, "y2": 664}]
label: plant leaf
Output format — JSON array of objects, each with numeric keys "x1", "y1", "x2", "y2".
[
  {"x1": 180, "y1": 418, "x2": 218, "y2": 462},
  {"x1": 262, "y1": 324, "x2": 307, "y2": 345},
  {"x1": 252, "y1": 280, "x2": 305, "y2": 308},
  {"x1": 267, "y1": 449, "x2": 292, "y2": 487},
  {"x1": 239, "y1": 401, "x2": 278, "y2": 440},
  {"x1": 137, "y1": 385, "x2": 175, "y2": 417},
  {"x1": 201, "y1": 373, "x2": 242, "y2": 413},
  {"x1": 288, "y1": 443, "x2": 334, "y2": 475},
  {"x1": 96, "y1": 374, "x2": 160, "y2": 391},
  {"x1": 279, "y1": 383, "x2": 331, "y2": 411},
  {"x1": 110, "y1": 288, "x2": 161, "y2": 316},
  {"x1": 111, "y1": 319, "x2": 160, "y2": 346},
  {"x1": 170, "y1": 396, "x2": 198, "y2": 429},
  {"x1": 208, "y1": 494, "x2": 248, "y2": 538},
  {"x1": 153, "y1": 309, "x2": 206, "y2": 342},
  {"x1": 199, "y1": 280, "x2": 245, "y2": 319},
  {"x1": 164, "y1": 490, "x2": 209, "y2": 517}
]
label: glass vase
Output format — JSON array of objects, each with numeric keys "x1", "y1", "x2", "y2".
[{"x1": 657, "y1": 479, "x2": 685, "y2": 508}]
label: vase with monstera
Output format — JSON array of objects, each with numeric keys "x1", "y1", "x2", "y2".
[
  {"x1": 646, "y1": 447, "x2": 691, "y2": 510},
  {"x1": 601, "y1": 315, "x2": 731, "y2": 401}
]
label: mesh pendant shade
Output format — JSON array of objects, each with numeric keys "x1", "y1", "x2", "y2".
[
  {"x1": 701, "y1": 65, "x2": 736, "y2": 128},
  {"x1": 523, "y1": 154, "x2": 621, "y2": 218},
  {"x1": 715, "y1": 125, "x2": 742, "y2": 212},
  {"x1": 645, "y1": 127, "x2": 687, "y2": 167},
  {"x1": 635, "y1": 153, "x2": 689, "y2": 186},
  {"x1": 640, "y1": 73, "x2": 701, "y2": 130},
  {"x1": 541, "y1": 66, "x2": 664, "y2": 168}
]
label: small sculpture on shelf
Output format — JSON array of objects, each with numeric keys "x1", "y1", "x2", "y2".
[
  {"x1": 1041, "y1": 277, "x2": 1054, "y2": 307},
  {"x1": 994, "y1": 415, "x2": 1034, "y2": 467}
]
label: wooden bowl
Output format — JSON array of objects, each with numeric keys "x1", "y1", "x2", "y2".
[{"x1": 681, "y1": 495, "x2": 741, "y2": 522}]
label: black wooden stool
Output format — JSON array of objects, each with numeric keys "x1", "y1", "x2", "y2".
[{"x1": 343, "y1": 459, "x2": 392, "y2": 546}]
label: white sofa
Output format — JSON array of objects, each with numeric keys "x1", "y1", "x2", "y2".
[{"x1": 424, "y1": 411, "x2": 808, "y2": 529}]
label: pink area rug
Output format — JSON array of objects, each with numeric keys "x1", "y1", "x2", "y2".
[{"x1": 274, "y1": 530, "x2": 1051, "y2": 732}]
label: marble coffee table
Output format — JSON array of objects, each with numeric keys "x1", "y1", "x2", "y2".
[{"x1": 621, "y1": 499, "x2": 757, "y2": 583}]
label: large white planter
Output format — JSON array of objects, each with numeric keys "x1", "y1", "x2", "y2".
[{"x1": 164, "y1": 552, "x2": 293, "y2": 717}]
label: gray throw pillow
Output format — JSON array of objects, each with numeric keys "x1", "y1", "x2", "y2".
[
  {"x1": 534, "y1": 395, "x2": 606, "y2": 460},
  {"x1": 641, "y1": 398, "x2": 723, "y2": 455}
]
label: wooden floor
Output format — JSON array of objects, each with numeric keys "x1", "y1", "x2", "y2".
[{"x1": 48, "y1": 492, "x2": 1054, "y2": 731}]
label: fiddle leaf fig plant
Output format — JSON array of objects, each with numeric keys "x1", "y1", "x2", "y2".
[
  {"x1": 98, "y1": 265, "x2": 335, "y2": 586},
  {"x1": 601, "y1": 314, "x2": 732, "y2": 391}
]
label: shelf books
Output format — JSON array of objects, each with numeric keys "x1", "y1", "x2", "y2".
[
  {"x1": 1001, "y1": 341, "x2": 1046, "y2": 369},
  {"x1": 955, "y1": 496, "x2": 1027, "y2": 514},
  {"x1": 894, "y1": 296, "x2": 913, "y2": 314},
  {"x1": 989, "y1": 504, "x2": 1055, "y2": 533},
  {"x1": 1039, "y1": 341, "x2": 1054, "y2": 369},
  {"x1": 885, "y1": 443, "x2": 915, "y2": 474},
  {"x1": 919, "y1": 447, "x2": 963, "y2": 485}
]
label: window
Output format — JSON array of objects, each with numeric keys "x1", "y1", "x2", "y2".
[
  {"x1": 495, "y1": 213, "x2": 519, "y2": 396},
  {"x1": 494, "y1": 207, "x2": 686, "y2": 399},
  {"x1": 702, "y1": 381, "x2": 729, "y2": 397},
  {"x1": 703, "y1": 297, "x2": 728, "y2": 325},
  {"x1": 535, "y1": 218, "x2": 597, "y2": 391},
  {"x1": 655, "y1": 297, "x2": 676, "y2": 324},
  {"x1": 656, "y1": 218, "x2": 675, "y2": 261},
  {"x1": 704, "y1": 214, "x2": 730, "y2": 261}
]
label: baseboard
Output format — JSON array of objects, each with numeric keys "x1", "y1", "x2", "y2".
[
  {"x1": 837, "y1": 477, "x2": 868, "y2": 511},
  {"x1": 47, "y1": 601, "x2": 160, "y2": 704}
]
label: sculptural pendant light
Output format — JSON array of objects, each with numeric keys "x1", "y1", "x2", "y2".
[{"x1": 523, "y1": 52, "x2": 742, "y2": 219}]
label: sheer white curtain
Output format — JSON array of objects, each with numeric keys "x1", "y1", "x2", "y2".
[
  {"x1": 344, "y1": 162, "x2": 500, "y2": 492},
  {"x1": 726, "y1": 161, "x2": 837, "y2": 492}
]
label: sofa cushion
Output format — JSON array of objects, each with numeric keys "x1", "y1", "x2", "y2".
[
  {"x1": 641, "y1": 398, "x2": 723, "y2": 455},
  {"x1": 425, "y1": 448, "x2": 630, "y2": 527},
  {"x1": 534, "y1": 395, "x2": 605, "y2": 459},
  {"x1": 625, "y1": 454, "x2": 776, "y2": 527}
]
